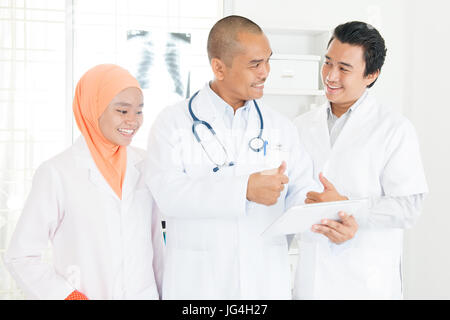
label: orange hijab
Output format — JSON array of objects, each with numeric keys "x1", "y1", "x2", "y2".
[{"x1": 72, "y1": 64, "x2": 141, "y2": 199}]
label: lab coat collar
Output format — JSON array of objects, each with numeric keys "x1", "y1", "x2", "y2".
[
  {"x1": 190, "y1": 83, "x2": 253, "y2": 134},
  {"x1": 315, "y1": 90, "x2": 375, "y2": 155},
  {"x1": 72, "y1": 136, "x2": 143, "y2": 201},
  {"x1": 326, "y1": 89, "x2": 369, "y2": 118},
  {"x1": 189, "y1": 84, "x2": 216, "y2": 123},
  {"x1": 306, "y1": 105, "x2": 333, "y2": 163}
]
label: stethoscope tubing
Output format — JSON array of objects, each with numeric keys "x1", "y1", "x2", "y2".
[{"x1": 188, "y1": 90, "x2": 264, "y2": 152}]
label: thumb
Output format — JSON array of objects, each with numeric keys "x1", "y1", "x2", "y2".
[
  {"x1": 278, "y1": 161, "x2": 287, "y2": 175},
  {"x1": 261, "y1": 161, "x2": 287, "y2": 176},
  {"x1": 319, "y1": 172, "x2": 334, "y2": 190},
  {"x1": 339, "y1": 211, "x2": 355, "y2": 226}
]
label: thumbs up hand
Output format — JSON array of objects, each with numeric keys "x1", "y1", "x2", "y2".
[
  {"x1": 261, "y1": 160, "x2": 287, "y2": 176},
  {"x1": 305, "y1": 172, "x2": 348, "y2": 204},
  {"x1": 247, "y1": 161, "x2": 289, "y2": 206}
]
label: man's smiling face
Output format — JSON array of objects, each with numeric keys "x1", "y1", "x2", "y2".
[{"x1": 322, "y1": 39, "x2": 378, "y2": 111}]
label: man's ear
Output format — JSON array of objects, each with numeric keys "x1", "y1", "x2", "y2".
[
  {"x1": 210, "y1": 58, "x2": 227, "y2": 81},
  {"x1": 365, "y1": 69, "x2": 380, "y2": 87}
]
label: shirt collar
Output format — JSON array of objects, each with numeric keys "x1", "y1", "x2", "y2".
[
  {"x1": 204, "y1": 82, "x2": 252, "y2": 119},
  {"x1": 327, "y1": 89, "x2": 369, "y2": 119}
]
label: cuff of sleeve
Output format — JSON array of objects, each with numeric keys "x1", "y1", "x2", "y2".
[
  {"x1": 237, "y1": 174, "x2": 251, "y2": 216},
  {"x1": 356, "y1": 198, "x2": 373, "y2": 228},
  {"x1": 65, "y1": 290, "x2": 88, "y2": 300},
  {"x1": 328, "y1": 237, "x2": 355, "y2": 254},
  {"x1": 350, "y1": 197, "x2": 371, "y2": 228}
]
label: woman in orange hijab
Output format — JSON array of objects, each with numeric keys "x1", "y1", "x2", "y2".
[{"x1": 4, "y1": 64, "x2": 164, "y2": 299}]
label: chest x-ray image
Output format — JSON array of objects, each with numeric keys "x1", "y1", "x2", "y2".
[
  {"x1": 126, "y1": 30, "x2": 191, "y2": 100},
  {"x1": 123, "y1": 30, "x2": 191, "y2": 148}
]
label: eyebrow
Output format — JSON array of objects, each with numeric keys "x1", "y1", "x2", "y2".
[
  {"x1": 325, "y1": 55, "x2": 354, "y2": 68},
  {"x1": 249, "y1": 52, "x2": 273, "y2": 65},
  {"x1": 113, "y1": 102, "x2": 144, "y2": 107}
]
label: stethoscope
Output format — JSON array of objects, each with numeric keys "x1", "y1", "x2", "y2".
[{"x1": 188, "y1": 90, "x2": 266, "y2": 172}]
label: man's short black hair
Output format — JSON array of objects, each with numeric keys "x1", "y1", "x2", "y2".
[
  {"x1": 328, "y1": 21, "x2": 387, "y2": 88},
  {"x1": 207, "y1": 15, "x2": 262, "y2": 67}
]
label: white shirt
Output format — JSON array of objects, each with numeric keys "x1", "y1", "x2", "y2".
[
  {"x1": 205, "y1": 83, "x2": 255, "y2": 161},
  {"x1": 327, "y1": 90, "x2": 367, "y2": 147}
]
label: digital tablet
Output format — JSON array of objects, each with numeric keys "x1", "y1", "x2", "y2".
[{"x1": 262, "y1": 199, "x2": 367, "y2": 237}]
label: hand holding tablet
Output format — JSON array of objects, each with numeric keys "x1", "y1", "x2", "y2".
[{"x1": 262, "y1": 199, "x2": 367, "y2": 237}]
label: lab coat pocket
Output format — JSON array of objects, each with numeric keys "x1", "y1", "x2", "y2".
[
  {"x1": 165, "y1": 249, "x2": 213, "y2": 299},
  {"x1": 263, "y1": 143, "x2": 290, "y2": 170},
  {"x1": 335, "y1": 144, "x2": 374, "y2": 195},
  {"x1": 129, "y1": 188, "x2": 153, "y2": 221},
  {"x1": 168, "y1": 219, "x2": 216, "y2": 251},
  {"x1": 184, "y1": 162, "x2": 220, "y2": 178}
]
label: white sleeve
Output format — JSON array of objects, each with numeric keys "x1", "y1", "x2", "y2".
[
  {"x1": 2, "y1": 163, "x2": 74, "y2": 300},
  {"x1": 357, "y1": 118, "x2": 427, "y2": 228},
  {"x1": 381, "y1": 119, "x2": 428, "y2": 196},
  {"x1": 328, "y1": 194, "x2": 425, "y2": 252},
  {"x1": 285, "y1": 123, "x2": 322, "y2": 210},
  {"x1": 145, "y1": 108, "x2": 248, "y2": 219},
  {"x1": 358, "y1": 194, "x2": 425, "y2": 229}
]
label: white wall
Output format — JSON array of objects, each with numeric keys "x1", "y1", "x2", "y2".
[
  {"x1": 230, "y1": 0, "x2": 408, "y2": 113},
  {"x1": 231, "y1": 0, "x2": 450, "y2": 298},
  {"x1": 402, "y1": 0, "x2": 450, "y2": 300}
]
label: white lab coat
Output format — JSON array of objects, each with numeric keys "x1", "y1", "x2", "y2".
[
  {"x1": 293, "y1": 92, "x2": 428, "y2": 299},
  {"x1": 145, "y1": 84, "x2": 318, "y2": 299},
  {"x1": 3, "y1": 136, "x2": 165, "y2": 300}
]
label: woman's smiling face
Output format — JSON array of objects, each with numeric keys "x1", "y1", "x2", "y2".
[{"x1": 98, "y1": 87, "x2": 143, "y2": 146}]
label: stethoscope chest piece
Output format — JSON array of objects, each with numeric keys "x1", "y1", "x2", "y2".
[{"x1": 249, "y1": 136, "x2": 265, "y2": 152}]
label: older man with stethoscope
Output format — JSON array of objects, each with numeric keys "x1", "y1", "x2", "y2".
[{"x1": 145, "y1": 15, "x2": 319, "y2": 299}]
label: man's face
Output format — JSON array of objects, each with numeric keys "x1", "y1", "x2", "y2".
[
  {"x1": 219, "y1": 32, "x2": 272, "y2": 106},
  {"x1": 322, "y1": 39, "x2": 378, "y2": 109}
]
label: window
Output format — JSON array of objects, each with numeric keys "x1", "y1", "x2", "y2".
[
  {"x1": 0, "y1": 0, "x2": 67, "y2": 299},
  {"x1": 0, "y1": 0, "x2": 224, "y2": 299}
]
